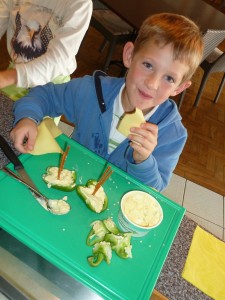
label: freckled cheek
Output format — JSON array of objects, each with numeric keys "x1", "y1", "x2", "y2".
[
  {"x1": 157, "y1": 86, "x2": 174, "y2": 101},
  {"x1": 128, "y1": 69, "x2": 145, "y2": 89},
  {"x1": 126, "y1": 73, "x2": 137, "y2": 92}
]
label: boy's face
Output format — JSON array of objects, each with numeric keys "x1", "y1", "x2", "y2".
[{"x1": 122, "y1": 40, "x2": 191, "y2": 114}]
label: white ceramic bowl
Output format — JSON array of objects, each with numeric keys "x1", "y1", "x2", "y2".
[{"x1": 118, "y1": 190, "x2": 163, "y2": 237}]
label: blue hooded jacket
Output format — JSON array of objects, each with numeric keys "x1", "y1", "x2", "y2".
[{"x1": 13, "y1": 71, "x2": 187, "y2": 191}]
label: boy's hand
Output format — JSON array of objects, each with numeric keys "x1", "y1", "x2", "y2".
[
  {"x1": 10, "y1": 118, "x2": 38, "y2": 153},
  {"x1": 129, "y1": 122, "x2": 158, "y2": 164}
]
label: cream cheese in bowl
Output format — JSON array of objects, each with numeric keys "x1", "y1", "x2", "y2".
[{"x1": 118, "y1": 191, "x2": 163, "y2": 237}]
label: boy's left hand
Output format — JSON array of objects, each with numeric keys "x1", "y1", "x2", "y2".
[{"x1": 128, "y1": 122, "x2": 158, "y2": 164}]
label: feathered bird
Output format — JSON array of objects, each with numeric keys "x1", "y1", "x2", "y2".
[{"x1": 11, "y1": 11, "x2": 53, "y2": 62}]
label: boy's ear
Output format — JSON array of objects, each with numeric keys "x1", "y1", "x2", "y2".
[
  {"x1": 171, "y1": 81, "x2": 192, "y2": 96},
  {"x1": 123, "y1": 42, "x2": 134, "y2": 68}
]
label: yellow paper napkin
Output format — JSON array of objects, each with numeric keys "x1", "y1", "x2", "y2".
[
  {"x1": 182, "y1": 226, "x2": 225, "y2": 299},
  {"x1": 28, "y1": 118, "x2": 63, "y2": 155}
]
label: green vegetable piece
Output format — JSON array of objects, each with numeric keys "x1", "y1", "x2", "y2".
[
  {"x1": 105, "y1": 232, "x2": 133, "y2": 259},
  {"x1": 87, "y1": 241, "x2": 112, "y2": 267},
  {"x1": 76, "y1": 179, "x2": 108, "y2": 213},
  {"x1": 86, "y1": 220, "x2": 109, "y2": 246},
  {"x1": 103, "y1": 217, "x2": 120, "y2": 234},
  {"x1": 43, "y1": 166, "x2": 76, "y2": 191}
]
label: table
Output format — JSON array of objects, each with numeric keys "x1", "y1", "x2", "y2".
[
  {"x1": 0, "y1": 93, "x2": 20, "y2": 168},
  {"x1": 0, "y1": 217, "x2": 212, "y2": 300},
  {"x1": 99, "y1": 0, "x2": 225, "y2": 32},
  {"x1": 0, "y1": 94, "x2": 211, "y2": 299}
]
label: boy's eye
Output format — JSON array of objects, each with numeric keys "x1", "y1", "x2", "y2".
[
  {"x1": 143, "y1": 62, "x2": 153, "y2": 69},
  {"x1": 166, "y1": 75, "x2": 175, "y2": 83}
]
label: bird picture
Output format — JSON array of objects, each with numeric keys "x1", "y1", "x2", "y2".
[{"x1": 11, "y1": 11, "x2": 53, "y2": 62}]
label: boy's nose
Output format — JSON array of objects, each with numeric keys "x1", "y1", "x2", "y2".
[{"x1": 145, "y1": 74, "x2": 159, "y2": 90}]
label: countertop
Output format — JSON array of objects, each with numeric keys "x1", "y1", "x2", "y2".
[{"x1": 0, "y1": 93, "x2": 212, "y2": 299}]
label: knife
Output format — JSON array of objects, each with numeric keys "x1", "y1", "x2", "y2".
[
  {"x1": 0, "y1": 134, "x2": 37, "y2": 190},
  {"x1": 1, "y1": 166, "x2": 51, "y2": 211}
]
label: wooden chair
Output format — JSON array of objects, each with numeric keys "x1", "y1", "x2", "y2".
[
  {"x1": 210, "y1": 0, "x2": 225, "y2": 7},
  {"x1": 193, "y1": 48, "x2": 225, "y2": 106},
  {"x1": 177, "y1": 29, "x2": 225, "y2": 109},
  {"x1": 90, "y1": 9, "x2": 135, "y2": 72}
]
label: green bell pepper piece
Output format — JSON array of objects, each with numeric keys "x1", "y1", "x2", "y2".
[
  {"x1": 76, "y1": 179, "x2": 108, "y2": 213},
  {"x1": 103, "y1": 217, "x2": 120, "y2": 234},
  {"x1": 86, "y1": 220, "x2": 109, "y2": 246},
  {"x1": 43, "y1": 166, "x2": 76, "y2": 191},
  {"x1": 87, "y1": 241, "x2": 112, "y2": 267},
  {"x1": 105, "y1": 232, "x2": 133, "y2": 259}
]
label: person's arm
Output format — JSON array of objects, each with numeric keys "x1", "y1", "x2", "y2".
[
  {"x1": 0, "y1": 69, "x2": 17, "y2": 88},
  {"x1": 11, "y1": 76, "x2": 90, "y2": 150},
  {"x1": 12, "y1": 75, "x2": 94, "y2": 126},
  {"x1": 11, "y1": 81, "x2": 71, "y2": 153}
]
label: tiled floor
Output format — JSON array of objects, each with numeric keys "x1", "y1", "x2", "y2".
[
  {"x1": 58, "y1": 121, "x2": 225, "y2": 242},
  {"x1": 162, "y1": 174, "x2": 225, "y2": 241}
]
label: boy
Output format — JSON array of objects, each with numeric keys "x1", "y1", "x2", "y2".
[{"x1": 10, "y1": 13, "x2": 203, "y2": 191}]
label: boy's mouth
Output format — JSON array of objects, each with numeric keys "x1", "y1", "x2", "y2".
[{"x1": 138, "y1": 89, "x2": 153, "y2": 99}]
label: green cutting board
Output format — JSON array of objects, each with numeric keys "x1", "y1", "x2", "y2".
[{"x1": 0, "y1": 134, "x2": 185, "y2": 300}]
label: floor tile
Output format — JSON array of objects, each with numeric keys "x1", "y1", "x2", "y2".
[
  {"x1": 183, "y1": 181, "x2": 223, "y2": 227},
  {"x1": 162, "y1": 173, "x2": 186, "y2": 206},
  {"x1": 224, "y1": 198, "x2": 225, "y2": 238},
  {"x1": 224, "y1": 196, "x2": 225, "y2": 227},
  {"x1": 0, "y1": 293, "x2": 9, "y2": 300},
  {"x1": 186, "y1": 212, "x2": 224, "y2": 240}
]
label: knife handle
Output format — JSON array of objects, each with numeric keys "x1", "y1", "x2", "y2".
[{"x1": 0, "y1": 135, "x2": 23, "y2": 170}]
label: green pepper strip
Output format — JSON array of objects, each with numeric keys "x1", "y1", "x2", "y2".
[
  {"x1": 105, "y1": 233, "x2": 132, "y2": 259},
  {"x1": 103, "y1": 218, "x2": 120, "y2": 234},
  {"x1": 87, "y1": 241, "x2": 112, "y2": 267},
  {"x1": 86, "y1": 221, "x2": 109, "y2": 246},
  {"x1": 87, "y1": 253, "x2": 104, "y2": 267}
]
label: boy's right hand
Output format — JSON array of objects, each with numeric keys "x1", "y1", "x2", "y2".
[{"x1": 10, "y1": 118, "x2": 38, "y2": 153}]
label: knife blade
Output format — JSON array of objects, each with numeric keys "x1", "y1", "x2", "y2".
[
  {"x1": 2, "y1": 166, "x2": 51, "y2": 211},
  {"x1": 0, "y1": 134, "x2": 37, "y2": 190}
]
